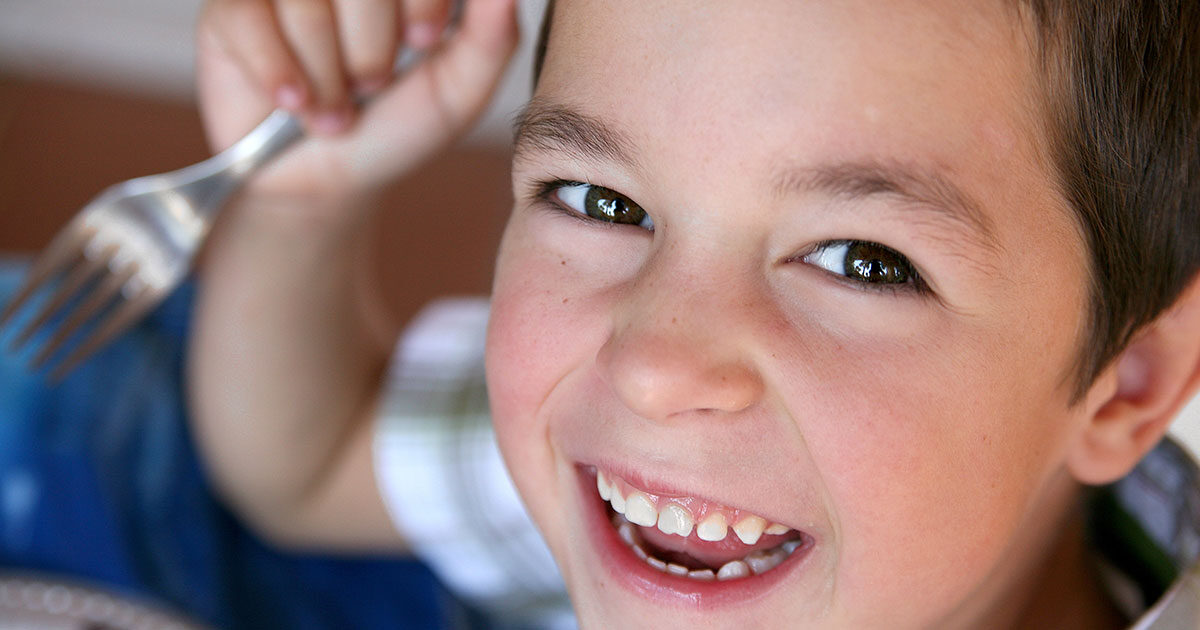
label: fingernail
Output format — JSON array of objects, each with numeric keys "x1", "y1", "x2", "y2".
[
  {"x1": 406, "y1": 22, "x2": 439, "y2": 50},
  {"x1": 276, "y1": 84, "x2": 306, "y2": 110}
]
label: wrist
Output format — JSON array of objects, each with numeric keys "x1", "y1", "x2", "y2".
[{"x1": 221, "y1": 187, "x2": 384, "y2": 246}]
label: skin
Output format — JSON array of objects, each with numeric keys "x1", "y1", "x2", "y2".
[{"x1": 487, "y1": 1, "x2": 1117, "y2": 627}]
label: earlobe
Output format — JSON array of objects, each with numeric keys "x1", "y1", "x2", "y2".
[{"x1": 1068, "y1": 274, "x2": 1200, "y2": 485}]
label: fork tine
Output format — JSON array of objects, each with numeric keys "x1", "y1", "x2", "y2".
[
  {"x1": 48, "y1": 285, "x2": 162, "y2": 381},
  {"x1": 29, "y1": 261, "x2": 137, "y2": 371},
  {"x1": 0, "y1": 224, "x2": 94, "y2": 330},
  {"x1": 8, "y1": 241, "x2": 116, "y2": 352}
]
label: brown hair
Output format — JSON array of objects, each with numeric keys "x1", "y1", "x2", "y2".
[
  {"x1": 1020, "y1": 2, "x2": 1200, "y2": 398},
  {"x1": 531, "y1": 1, "x2": 1200, "y2": 399}
]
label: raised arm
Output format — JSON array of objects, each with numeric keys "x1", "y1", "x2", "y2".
[{"x1": 187, "y1": 0, "x2": 518, "y2": 551}]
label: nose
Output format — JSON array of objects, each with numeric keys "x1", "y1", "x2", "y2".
[{"x1": 596, "y1": 272, "x2": 766, "y2": 422}]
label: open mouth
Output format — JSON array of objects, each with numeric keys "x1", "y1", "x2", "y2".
[
  {"x1": 609, "y1": 512, "x2": 807, "y2": 580},
  {"x1": 580, "y1": 465, "x2": 814, "y2": 598}
]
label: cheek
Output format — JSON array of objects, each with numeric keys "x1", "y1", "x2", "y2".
[
  {"x1": 489, "y1": 237, "x2": 600, "y2": 424},
  {"x1": 487, "y1": 219, "x2": 636, "y2": 576},
  {"x1": 788, "y1": 319, "x2": 1079, "y2": 613},
  {"x1": 485, "y1": 220, "x2": 614, "y2": 500},
  {"x1": 486, "y1": 212, "x2": 637, "y2": 437}
]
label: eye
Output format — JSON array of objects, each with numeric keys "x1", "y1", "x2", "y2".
[
  {"x1": 553, "y1": 183, "x2": 654, "y2": 230},
  {"x1": 802, "y1": 240, "x2": 921, "y2": 289}
]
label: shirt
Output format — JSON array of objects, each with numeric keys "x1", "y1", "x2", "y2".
[
  {"x1": 1097, "y1": 438, "x2": 1200, "y2": 628},
  {"x1": 374, "y1": 299, "x2": 573, "y2": 630},
  {"x1": 375, "y1": 298, "x2": 1200, "y2": 629}
]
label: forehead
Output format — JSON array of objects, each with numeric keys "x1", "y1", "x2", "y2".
[
  {"x1": 532, "y1": 0, "x2": 1052, "y2": 217},
  {"x1": 539, "y1": 0, "x2": 1033, "y2": 118}
]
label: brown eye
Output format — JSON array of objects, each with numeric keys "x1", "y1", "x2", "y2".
[
  {"x1": 555, "y1": 183, "x2": 654, "y2": 229},
  {"x1": 801, "y1": 240, "x2": 919, "y2": 288},
  {"x1": 845, "y1": 241, "x2": 912, "y2": 284}
]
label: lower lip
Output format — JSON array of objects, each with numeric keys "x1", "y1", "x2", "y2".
[{"x1": 574, "y1": 466, "x2": 812, "y2": 609}]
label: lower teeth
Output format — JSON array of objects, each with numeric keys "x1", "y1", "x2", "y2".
[{"x1": 613, "y1": 514, "x2": 803, "y2": 581}]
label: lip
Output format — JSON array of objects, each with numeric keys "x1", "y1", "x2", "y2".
[{"x1": 574, "y1": 465, "x2": 813, "y2": 609}]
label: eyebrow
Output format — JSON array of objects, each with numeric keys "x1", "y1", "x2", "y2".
[
  {"x1": 512, "y1": 98, "x2": 640, "y2": 167},
  {"x1": 778, "y1": 161, "x2": 1003, "y2": 254},
  {"x1": 513, "y1": 100, "x2": 1001, "y2": 255}
]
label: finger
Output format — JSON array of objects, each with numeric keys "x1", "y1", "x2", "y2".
[
  {"x1": 421, "y1": 0, "x2": 520, "y2": 128},
  {"x1": 352, "y1": 0, "x2": 518, "y2": 177},
  {"x1": 401, "y1": 0, "x2": 453, "y2": 50},
  {"x1": 274, "y1": 0, "x2": 353, "y2": 129},
  {"x1": 331, "y1": 0, "x2": 401, "y2": 95},
  {"x1": 200, "y1": 0, "x2": 312, "y2": 112}
]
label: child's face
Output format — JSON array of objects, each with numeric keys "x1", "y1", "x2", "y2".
[{"x1": 488, "y1": 0, "x2": 1095, "y2": 627}]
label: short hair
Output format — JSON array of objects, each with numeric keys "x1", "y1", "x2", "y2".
[
  {"x1": 530, "y1": 1, "x2": 1200, "y2": 400},
  {"x1": 1019, "y1": 1, "x2": 1200, "y2": 398}
]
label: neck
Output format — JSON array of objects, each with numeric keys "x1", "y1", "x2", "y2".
[{"x1": 1013, "y1": 502, "x2": 1127, "y2": 630}]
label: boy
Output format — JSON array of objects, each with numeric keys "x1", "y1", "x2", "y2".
[{"x1": 191, "y1": 0, "x2": 1200, "y2": 628}]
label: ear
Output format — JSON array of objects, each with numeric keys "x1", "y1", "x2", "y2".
[{"x1": 1068, "y1": 273, "x2": 1200, "y2": 485}]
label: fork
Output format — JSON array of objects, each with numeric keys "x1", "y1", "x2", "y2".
[
  {"x1": 0, "y1": 15, "x2": 456, "y2": 380},
  {"x1": 0, "y1": 107, "x2": 305, "y2": 380}
]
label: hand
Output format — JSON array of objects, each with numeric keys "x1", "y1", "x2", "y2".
[{"x1": 195, "y1": 0, "x2": 519, "y2": 202}]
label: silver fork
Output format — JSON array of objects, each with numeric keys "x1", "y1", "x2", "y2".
[
  {"x1": 0, "y1": 108, "x2": 305, "y2": 379},
  {"x1": 0, "y1": 7, "x2": 460, "y2": 380}
]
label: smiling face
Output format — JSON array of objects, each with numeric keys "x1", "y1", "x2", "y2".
[{"x1": 486, "y1": 0, "x2": 1099, "y2": 627}]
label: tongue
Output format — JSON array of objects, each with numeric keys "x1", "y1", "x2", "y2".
[{"x1": 637, "y1": 523, "x2": 798, "y2": 570}]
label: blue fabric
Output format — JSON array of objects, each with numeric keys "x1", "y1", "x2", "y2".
[{"x1": 0, "y1": 263, "x2": 473, "y2": 629}]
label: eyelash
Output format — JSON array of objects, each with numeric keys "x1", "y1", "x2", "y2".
[
  {"x1": 796, "y1": 240, "x2": 929, "y2": 296},
  {"x1": 534, "y1": 179, "x2": 654, "y2": 230},
  {"x1": 529, "y1": 179, "x2": 928, "y2": 296},
  {"x1": 533, "y1": 178, "x2": 594, "y2": 223}
]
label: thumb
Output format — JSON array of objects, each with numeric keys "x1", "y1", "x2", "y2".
[{"x1": 349, "y1": 0, "x2": 520, "y2": 180}]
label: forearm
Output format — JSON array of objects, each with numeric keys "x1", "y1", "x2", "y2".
[
  {"x1": 188, "y1": 196, "x2": 396, "y2": 542},
  {"x1": 186, "y1": 0, "x2": 518, "y2": 549}
]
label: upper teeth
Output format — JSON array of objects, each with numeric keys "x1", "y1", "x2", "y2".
[
  {"x1": 624, "y1": 492, "x2": 657, "y2": 527},
  {"x1": 732, "y1": 515, "x2": 766, "y2": 545},
  {"x1": 596, "y1": 469, "x2": 788, "y2": 543},
  {"x1": 657, "y1": 504, "x2": 694, "y2": 537},
  {"x1": 696, "y1": 513, "x2": 728, "y2": 542}
]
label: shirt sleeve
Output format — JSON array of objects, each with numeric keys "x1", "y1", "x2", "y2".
[{"x1": 373, "y1": 298, "x2": 575, "y2": 630}]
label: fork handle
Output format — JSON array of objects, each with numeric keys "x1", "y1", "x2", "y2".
[
  {"x1": 179, "y1": 25, "x2": 450, "y2": 219},
  {"x1": 219, "y1": 109, "x2": 306, "y2": 180},
  {"x1": 167, "y1": 109, "x2": 305, "y2": 221}
]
